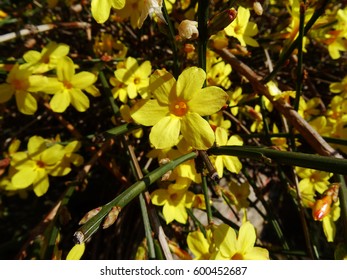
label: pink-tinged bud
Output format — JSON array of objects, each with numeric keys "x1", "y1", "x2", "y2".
[
  {"x1": 311, "y1": 183, "x2": 339, "y2": 221},
  {"x1": 103, "y1": 206, "x2": 122, "y2": 229},
  {"x1": 178, "y1": 20, "x2": 199, "y2": 40},
  {"x1": 312, "y1": 196, "x2": 332, "y2": 221},
  {"x1": 78, "y1": 207, "x2": 101, "y2": 225},
  {"x1": 208, "y1": 9, "x2": 237, "y2": 36}
]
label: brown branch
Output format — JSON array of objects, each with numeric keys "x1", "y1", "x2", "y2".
[{"x1": 214, "y1": 48, "x2": 343, "y2": 159}]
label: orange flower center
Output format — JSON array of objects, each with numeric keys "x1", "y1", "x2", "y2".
[
  {"x1": 172, "y1": 100, "x2": 188, "y2": 117},
  {"x1": 12, "y1": 79, "x2": 27, "y2": 90},
  {"x1": 231, "y1": 253, "x2": 244, "y2": 260},
  {"x1": 63, "y1": 80, "x2": 73, "y2": 89},
  {"x1": 36, "y1": 160, "x2": 46, "y2": 168}
]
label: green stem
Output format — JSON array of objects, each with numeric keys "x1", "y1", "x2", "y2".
[
  {"x1": 264, "y1": 0, "x2": 330, "y2": 83},
  {"x1": 187, "y1": 208, "x2": 207, "y2": 237},
  {"x1": 99, "y1": 70, "x2": 120, "y2": 115},
  {"x1": 162, "y1": 0, "x2": 179, "y2": 78},
  {"x1": 294, "y1": 1, "x2": 306, "y2": 112},
  {"x1": 202, "y1": 175, "x2": 213, "y2": 224},
  {"x1": 242, "y1": 169, "x2": 290, "y2": 250},
  {"x1": 74, "y1": 152, "x2": 197, "y2": 243},
  {"x1": 197, "y1": 0, "x2": 209, "y2": 71},
  {"x1": 209, "y1": 145, "x2": 347, "y2": 175}
]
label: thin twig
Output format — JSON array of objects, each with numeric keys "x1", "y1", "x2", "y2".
[{"x1": 213, "y1": 48, "x2": 343, "y2": 158}]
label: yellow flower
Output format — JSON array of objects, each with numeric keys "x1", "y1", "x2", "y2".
[
  {"x1": 209, "y1": 111, "x2": 231, "y2": 131},
  {"x1": 227, "y1": 180, "x2": 250, "y2": 210},
  {"x1": 21, "y1": 41, "x2": 69, "y2": 73},
  {"x1": 115, "y1": 0, "x2": 144, "y2": 29},
  {"x1": 113, "y1": 57, "x2": 152, "y2": 102},
  {"x1": 44, "y1": 56, "x2": 99, "y2": 112},
  {"x1": 151, "y1": 177, "x2": 194, "y2": 224},
  {"x1": 91, "y1": 0, "x2": 125, "y2": 24},
  {"x1": 212, "y1": 222, "x2": 269, "y2": 260},
  {"x1": 298, "y1": 97, "x2": 321, "y2": 121},
  {"x1": 187, "y1": 229, "x2": 214, "y2": 259},
  {"x1": 228, "y1": 87, "x2": 243, "y2": 116},
  {"x1": 322, "y1": 200, "x2": 340, "y2": 242},
  {"x1": 0, "y1": 64, "x2": 47, "y2": 115},
  {"x1": 10, "y1": 136, "x2": 66, "y2": 197},
  {"x1": 296, "y1": 167, "x2": 332, "y2": 196},
  {"x1": 224, "y1": 6, "x2": 259, "y2": 47},
  {"x1": 214, "y1": 127, "x2": 243, "y2": 177},
  {"x1": 329, "y1": 75, "x2": 347, "y2": 97},
  {"x1": 206, "y1": 57, "x2": 232, "y2": 88},
  {"x1": 131, "y1": 67, "x2": 229, "y2": 149}
]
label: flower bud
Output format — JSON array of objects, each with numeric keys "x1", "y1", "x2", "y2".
[
  {"x1": 178, "y1": 20, "x2": 199, "y2": 40},
  {"x1": 208, "y1": 8, "x2": 237, "y2": 36},
  {"x1": 79, "y1": 207, "x2": 101, "y2": 225},
  {"x1": 103, "y1": 206, "x2": 122, "y2": 229},
  {"x1": 253, "y1": 1, "x2": 263, "y2": 16},
  {"x1": 312, "y1": 195, "x2": 332, "y2": 221}
]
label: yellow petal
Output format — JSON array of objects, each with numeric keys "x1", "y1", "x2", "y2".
[
  {"x1": 131, "y1": 99, "x2": 169, "y2": 126},
  {"x1": 28, "y1": 75, "x2": 47, "y2": 92},
  {"x1": 150, "y1": 69, "x2": 174, "y2": 105},
  {"x1": 176, "y1": 67, "x2": 205, "y2": 100},
  {"x1": 71, "y1": 72, "x2": 97, "y2": 89},
  {"x1": 0, "y1": 84, "x2": 14, "y2": 103},
  {"x1": 15, "y1": 90, "x2": 37, "y2": 115},
  {"x1": 23, "y1": 50, "x2": 41, "y2": 64},
  {"x1": 187, "y1": 231, "x2": 210, "y2": 259},
  {"x1": 91, "y1": 0, "x2": 112, "y2": 23},
  {"x1": 57, "y1": 56, "x2": 75, "y2": 82},
  {"x1": 237, "y1": 221, "x2": 256, "y2": 254},
  {"x1": 151, "y1": 189, "x2": 168, "y2": 206},
  {"x1": 150, "y1": 116, "x2": 181, "y2": 149},
  {"x1": 243, "y1": 247, "x2": 269, "y2": 260},
  {"x1": 50, "y1": 90, "x2": 71, "y2": 112},
  {"x1": 27, "y1": 136, "x2": 46, "y2": 157},
  {"x1": 188, "y1": 86, "x2": 228, "y2": 116},
  {"x1": 110, "y1": 0, "x2": 125, "y2": 9},
  {"x1": 322, "y1": 216, "x2": 336, "y2": 242},
  {"x1": 69, "y1": 88, "x2": 90, "y2": 112},
  {"x1": 215, "y1": 127, "x2": 228, "y2": 146},
  {"x1": 66, "y1": 243, "x2": 85, "y2": 260},
  {"x1": 42, "y1": 78, "x2": 63, "y2": 94},
  {"x1": 33, "y1": 169, "x2": 49, "y2": 197},
  {"x1": 214, "y1": 223, "x2": 237, "y2": 258},
  {"x1": 215, "y1": 156, "x2": 224, "y2": 178},
  {"x1": 11, "y1": 168, "x2": 36, "y2": 189},
  {"x1": 180, "y1": 113, "x2": 215, "y2": 149},
  {"x1": 223, "y1": 155, "x2": 242, "y2": 174},
  {"x1": 42, "y1": 144, "x2": 65, "y2": 165}
]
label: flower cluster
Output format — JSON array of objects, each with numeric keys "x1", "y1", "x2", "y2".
[{"x1": 0, "y1": 136, "x2": 83, "y2": 197}]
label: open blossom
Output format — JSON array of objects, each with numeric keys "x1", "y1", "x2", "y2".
[
  {"x1": 212, "y1": 222, "x2": 269, "y2": 260},
  {"x1": 224, "y1": 6, "x2": 259, "y2": 47},
  {"x1": 0, "y1": 64, "x2": 47, "y2": 115},
  {"x1": 21, "y1": 41, "x2": 69, "y2": 74},
  {"x1": 131, "y1": 67, "x2": 229, "y2": 150},
  {"x1": 214, "y1": 127, "x2": 243, "y2": 177},
  {"x1": 43, "y1": 56, "x2": 99, "y2": 112}
]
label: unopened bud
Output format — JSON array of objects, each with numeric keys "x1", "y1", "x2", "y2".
[
  {"x1": 253, "y1": 1, "x2": 263, "y2": 16},
  {"x1": 178, "y1": 20, "x2": 199, "y2": 40},
  {"x1": 103, "y1": 206, "x2": 122, "y2": 229},
  {"x1": 208, "y1": 8, "x2": 237, "y2": 36},
  {"x1": 79, "y1": 207, "x2": 101, "y2": 225}
]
